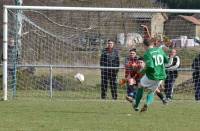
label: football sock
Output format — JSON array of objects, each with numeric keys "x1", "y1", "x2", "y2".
[
  {"x1": 146, "y1": 91, "x2": 154, "y2": 106},
  {"x1": 134, "y1": 88, "x2": 144, "y2": 107}
]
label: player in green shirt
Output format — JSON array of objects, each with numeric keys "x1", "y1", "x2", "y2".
[{"x1": 133, "y1": 38, "x2": 169, "y2": 112}]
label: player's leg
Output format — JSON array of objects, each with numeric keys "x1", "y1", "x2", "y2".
[
  {"x1": 140, "y1": 90, "x2": 154, "y2": 112},
  {"x1": 132, "y1": 85, "x2": 137, "y2": 99},
  {"x1": 126, "y1": 78, "x2": 137, "y2": 103},
  {"x1": 146, "y1": 90, "x2": 154, "y2": 105},
  {"x1": 133, "y1": 76, "x2": 146, "y2": 111},
  {"x1": 156, "y1": 87, "x2": 167, "y2": 104},
  {"x1": 133, "y1": 86, "x2": 144, "y2": 111},
  {"x1": 126, "y1": 84, "x2": 134, "y2": 103},
  {"x1": 140, "y1": 75, "x2": 162, "y2": 112}
]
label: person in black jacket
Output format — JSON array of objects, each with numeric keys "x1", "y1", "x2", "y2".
[
  {"x1": 164, "y1": 49, "x2": 180, "y2": 101},
  {"x1": 192, "y1": 53, "x2": 200, "y2": 101},
  {"x1": 100, "y1": 39, "x2": 120, "y2": 100}
]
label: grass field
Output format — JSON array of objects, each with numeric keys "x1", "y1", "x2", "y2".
[
  {"x1": 0, "y1": 48, "x2": 199, "y2": 131},
  {"x1": 0, "y1": 97, "x2": 200, "y2": 131}
]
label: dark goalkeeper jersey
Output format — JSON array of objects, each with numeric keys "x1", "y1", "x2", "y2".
[{"x1": 144, "y1": 47, "x2": 169, "y2": 80}]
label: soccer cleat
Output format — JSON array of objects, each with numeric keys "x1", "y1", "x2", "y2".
[
  {"x1": 134, "y1": 106, "x2": 139, "y2": 111},
  {"x1": 132, "y1": 104, "x2": 139, "y2": 111},
  {"x1": 162, "y1": 98, "x2": 168, "y2": 105},
  {"x1": 140, "y1": 104, "x2": 148, "y2": 112},
  {"x1": 126, "y1": 96, "x2": 133, "y2": 103}
]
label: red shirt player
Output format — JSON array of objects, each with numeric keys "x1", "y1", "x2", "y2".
[{"x1": 124, "y1": 48, "x2": 144, "y2": 102}]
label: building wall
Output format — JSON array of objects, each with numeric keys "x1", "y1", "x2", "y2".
[
  {"x1": 151, "y1": 13, "x2": 166, "y2": 37},
  {"x1": 196, "y1": 25, "x2": 200, "y2": 37}
]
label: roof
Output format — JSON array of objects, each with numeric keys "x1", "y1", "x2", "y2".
[{"x1": 179, "y1": 15, "x2": 200, "y2": 25}]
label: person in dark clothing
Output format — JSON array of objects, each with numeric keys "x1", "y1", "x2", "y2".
[
  {"x1": 100, "y1": 39, "x2": 120, "y2": 100},
  {"x1": 0, "y1": 33, "x2": 3, "y2": 63},
  {"x1": 164, "y1": 49, "x2": 180, "y2": 101},
  {"x1": 192, "y1": 53, "x2": 200, "y2": 101}
]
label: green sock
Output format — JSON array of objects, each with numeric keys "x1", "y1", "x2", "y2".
[
  {"x1": 134, "y1": 88, "x2": 144, "y2": 107},
  {"x1": 146, "y1": 91, "x2": 154, "y2": 106}
]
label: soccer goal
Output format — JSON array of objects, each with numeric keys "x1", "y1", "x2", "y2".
[{"x1": 2, "y1": 6, "x2": 200, "y2": 101}]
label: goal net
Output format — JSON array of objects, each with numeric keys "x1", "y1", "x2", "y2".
[{"x1": 2, "y1": 6, "x2": 200, "y2": 101}]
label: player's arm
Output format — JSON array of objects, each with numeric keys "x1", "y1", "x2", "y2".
[{"x1": 141, "y1": 24, "x2": 151, "y2": 39}]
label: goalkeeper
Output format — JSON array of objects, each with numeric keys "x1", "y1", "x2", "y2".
[
  {"x1": 133, "y1": 38, "x2": 169, "y2": 112},
  {"x1": 124, "y1": 48, "x2": 143, "y2": 103}
]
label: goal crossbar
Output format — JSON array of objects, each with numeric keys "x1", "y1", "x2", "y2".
[{"x1": 3, "y1": 5, "x2": 200, "y2": 13}]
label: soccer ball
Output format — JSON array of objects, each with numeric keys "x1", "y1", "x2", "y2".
[{"x1": 74, "y1": 73, "x2": 84, "y2": 83}]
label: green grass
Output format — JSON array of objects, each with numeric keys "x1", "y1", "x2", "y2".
[
  {"x1": 0, "y1": 97, "x2": 200, "y2": 131},
  {"x1": 0, "y1": 47, "x2": 200, "y2": 131}
]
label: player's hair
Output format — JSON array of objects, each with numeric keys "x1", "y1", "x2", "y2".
[
  {"x1": 138, "y1": 57, "x2": 144, "y2": 61},
  {"x1": 143, "y1": 38, "x2": 154, "y2": 46},
  {"x1": 163, "y1": 36, "x2": 170, "y2": 42},
  {"x1": 129, "y1": 48, "x2": 136, "y2": 52}
]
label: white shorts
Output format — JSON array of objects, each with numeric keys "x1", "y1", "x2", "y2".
[{"x1": 140, "y1": 75, "x2": 162, "y2": 91}]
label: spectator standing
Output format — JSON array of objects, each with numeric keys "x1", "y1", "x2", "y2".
[
  {"x1": 164, "y1": 49, "x2": 180, "y2": 101},
  {"x1": 100, "y1": 40, "x2": 120, "y2": 100}
]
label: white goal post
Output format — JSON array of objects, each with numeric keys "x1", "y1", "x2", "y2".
[{"x1": 2, "y1": 5, "x2": 200, "y2": 101}]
